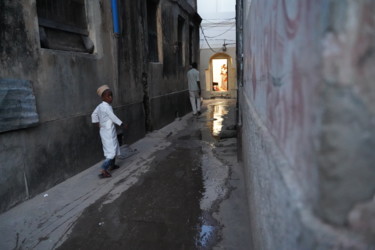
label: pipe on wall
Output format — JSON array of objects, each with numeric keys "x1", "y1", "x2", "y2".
[
  {"x1": 111, "y1": 0, "x2": 120, "y2": 34},
  {"x1": 110, "y1": 0, "x2": 120, "y2": 102}
]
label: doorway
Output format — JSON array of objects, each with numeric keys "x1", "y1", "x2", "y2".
[{"x1": 212, "y1": 59, "x2": 228, "y2": 91}]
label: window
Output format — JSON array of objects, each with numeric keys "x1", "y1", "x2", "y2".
[
  {"x1": 36, "y1": 0, "x2": 94, "y2": 53},
  {"x1": 177, "y1": 16, "x2": 185, "y2": 65},
  {"x1": 147, "y1": 0, "x2": 159, "y2": 62},
  {"x1": 189, "y1": 25, "x2": 193, "y2": 64}
]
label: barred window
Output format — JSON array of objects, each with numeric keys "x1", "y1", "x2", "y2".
[{"x1": 189, "y1": 25, "x2": 194, "y2": 64}]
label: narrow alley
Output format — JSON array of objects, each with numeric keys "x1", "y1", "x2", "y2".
[
  {"x1": 2, "y1": 1, "x2": 375, "y2": 249},
  {"x1": 0, "y1": 99, "x2": 251, "y2": 250}
]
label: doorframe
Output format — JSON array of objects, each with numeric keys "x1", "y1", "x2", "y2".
[{"x1": 207, "y1": 52, "x2": 232, "y2": 94}]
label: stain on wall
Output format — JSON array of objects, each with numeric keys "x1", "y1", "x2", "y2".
[
  {"x1": 0, "y1": 79, "x2": 39, "y2": 132},
  {"x1": 242, "y1": 0, "x2": 322, "y2": 203},
  {"x1": 238, "y1": 0, "x2": 375, "y2": 248}
]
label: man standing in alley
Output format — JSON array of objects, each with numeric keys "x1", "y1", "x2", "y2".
[{"x1": 187, "y1": 62, "x2": 201, "y2": 116}]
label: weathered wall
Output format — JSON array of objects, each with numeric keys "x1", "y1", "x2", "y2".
[
  {"x1": 117, "y1": 0, "x2": 200, "y2": 131},
  {"x1": 318, "y1": 1, "x2": 375, "y2": 231},
  {"x1": 0, "y1": 0, "x2": 200, "y2": 213},
  {"x1": 0, "y1": 0, "x2": 118, "y2": 213},
  {"x1": 238, "y1": 0, "x2": 375, "y2": 249},
  {"x1": 147, "y1": 0, "x2": 200, "y2": 129},
  {"x1": 185, "y1": 0, "x2": 197, "y2": 10}
]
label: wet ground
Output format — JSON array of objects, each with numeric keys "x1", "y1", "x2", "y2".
[
  {"x1": 59, "y1": 99, "x2": 245, "y2": 250},
  {"x1": 57, "y1": 131, "x2": 206, "y2": 249},
  {"x1": 59, "y1": 99, "x2": 240, "y2": 250},
  {"x1": 0, "y1": 99, "x2": 250, "y2": 250}
]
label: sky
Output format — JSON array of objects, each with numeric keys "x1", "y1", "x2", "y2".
[
  {"x1": 197, "y1": 0, "x2": 236, "y2": 49},
  {"x1": 198, "y1": 0, "x2": 236, "y2": 18}
]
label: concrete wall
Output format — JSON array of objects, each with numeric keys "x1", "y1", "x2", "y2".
[
  {"x1": 0, "y1": 0, "x2": 200, "y2": 213},
  {"x1": 186, "y1": 0, "x2": 197, "y2": 10},
  {"x1": 146, "y1": 0, "x2": 201, "y2": 129},
  {"x1": 238, "y1": 0, "x2": 375, "y2": 249}
]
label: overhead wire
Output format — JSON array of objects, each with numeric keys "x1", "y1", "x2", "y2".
[
  {"x1": 203, "y1": 23, "x2": 235, "y2": 38},
  {"x1": 199, "y1": 17, "x2": 236, "y2": 51},
  {"x1": 201, "y1": 21, "x2": 235, "y2": 27},
  {"x1": 202, "y1": 17, "x2": 235, "y2": 21},
  {"x1": 200, "y1": 18, "x2": 235, "y2": 29},
  {"x1": 199, "y1": 39, "x2": 236, "y2": 42},
  {"x1": 199, "y1": 24, "x2": 220, "y2": 53}
]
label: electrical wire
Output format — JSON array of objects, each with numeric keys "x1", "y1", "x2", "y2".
[
  {"x1": 200, "y1": 24, "x2": 220, "y2": 53},
  {"x1": 199, "y1": 16, "x2": 236, "y2": 51},
  {"x1": 201, "y1": 21, "x2": 235, "y2": 27},
  {"x1": 202, "y1": 17, "x2": 235, "y2": 21},
  {"x1": 201, "y1": 18, "x2": 235, "y2": 25},
  {"x1": 203, "y1": 23, "x2": 235, "y2": 38},
  {"x1": 200, "y1": 39, "x2": 236, "y2": 42}
]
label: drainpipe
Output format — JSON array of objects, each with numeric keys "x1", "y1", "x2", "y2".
[
  {"x1": 111, "y1": 0, "x2": 120, "y2": 34},
  {"x1": 111, "y1": 0, "x2": 120, "y2": 104},
  {"x1": 236, "y1": 0, "x2": 244, "y2": 161}
]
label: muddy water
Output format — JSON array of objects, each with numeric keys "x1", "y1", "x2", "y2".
[{"x1": 58, "y1": 100, "x2": 236, "y2": 250}]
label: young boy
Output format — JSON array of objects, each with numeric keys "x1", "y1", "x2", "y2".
[{"x1": 91, "y1": 85, "x2": 123, "y2": 178}]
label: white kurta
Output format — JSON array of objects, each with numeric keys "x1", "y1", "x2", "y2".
[
  {"x1": 91, "y1": 102, "x2": 122, "y2": 159},
  {"x1": 187, "y1": 68, "x2": 200, "y2": 91}
]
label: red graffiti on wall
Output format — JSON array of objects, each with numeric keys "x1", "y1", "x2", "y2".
[
  {"x1": 282, "y1": 0, "x2": 301, "y2": 39},
  {"x1": 244, "y1": 0, "x2": 321, "y2": 171}
]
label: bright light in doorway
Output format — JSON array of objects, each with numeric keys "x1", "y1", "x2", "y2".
[{"x1": 212, "y1": 59, "x2": 228, "y2": 91}]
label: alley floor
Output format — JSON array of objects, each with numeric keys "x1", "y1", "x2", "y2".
[{"x1": 0, "y1": 99, "x2": 251, "y2": 250}]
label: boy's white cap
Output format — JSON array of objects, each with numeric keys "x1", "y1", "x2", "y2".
[{"x1": 97, "y1": 85, "x2": 110, "y2": 97}]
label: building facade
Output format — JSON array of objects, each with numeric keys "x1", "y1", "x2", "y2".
[
  {"x1": 0, "y1": 0, "x2": 201, "y2": 213},
  {"x1": 237, "y1": 0, "x2": 375, "y2": 249}
]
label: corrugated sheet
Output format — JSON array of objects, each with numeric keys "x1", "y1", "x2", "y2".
[{"x1": 0, "y1": 79, "x2": 39, "y2": 133}]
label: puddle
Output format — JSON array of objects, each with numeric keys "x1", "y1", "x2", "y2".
[
  {"x1": 199, "y1": 225, "x2": 214, "y2": 244},
  {"x1": 197, "y1": 224, "x2": 216, "y2": 248},
  {"x1": 205, "y1": 103, "x2": 230, "y2": 138},
  {"x1": 195, "y1": 213, "x2": 220, "y2": 249},
  {"x1": 194, "y1": 100, "x2": 234, "y2": 249}
]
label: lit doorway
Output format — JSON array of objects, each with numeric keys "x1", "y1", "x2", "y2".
[{"x1": 212, "y1": 59, "x2": 228, "y2": 91}]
